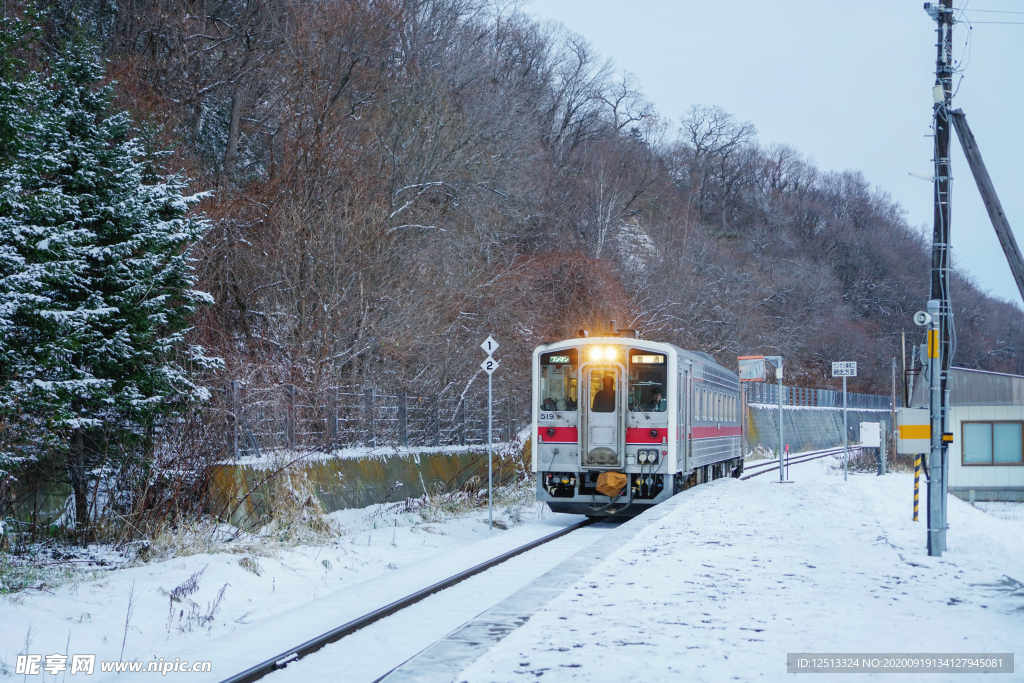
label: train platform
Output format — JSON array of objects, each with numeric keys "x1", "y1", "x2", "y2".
[{"x1": 437, "y1": 457, "x2": 1023, "y2": 682}]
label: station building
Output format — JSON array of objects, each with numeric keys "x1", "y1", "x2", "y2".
[{"x1": 909, "y1": 366, "x2": 1024, "y2": 502}]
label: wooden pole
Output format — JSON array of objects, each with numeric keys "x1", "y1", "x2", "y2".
[
  {"x1": 431, "y1": 395, "x2": 440, "y2": 447},
  {"x1": 229, "y1": 380, "x2": 239, "y2": 459},
  {"x1": 365, "y1": 387, "x2": 375, "y2": 447},
  {"x1": 950, "y1": 109, "x2": 1024, "y2": 303},
  {"x1": 398, "y1": 392, "x2": 408, "y2": 447},
  {"x1": 328, "y1": 387, "x2": 338, "y2": 446},
  {"x1": 285, "y1": 384, "x2": 295, "y2": 450}
]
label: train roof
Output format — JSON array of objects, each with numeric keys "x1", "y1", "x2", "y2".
[{"x1": 534, "y1": 337, "x2": 737, "y2": 380}]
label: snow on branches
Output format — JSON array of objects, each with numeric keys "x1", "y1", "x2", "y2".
[{"x1": 0, "y1": 30, "x2": 220, "y2": 518}]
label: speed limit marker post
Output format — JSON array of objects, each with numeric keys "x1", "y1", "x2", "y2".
[
  {"x1": 832, "y1": 361, "x2": 857, "y2": 481},
  {"x1": 481, "y1": 336, "x2": 499, "y2": 530}
]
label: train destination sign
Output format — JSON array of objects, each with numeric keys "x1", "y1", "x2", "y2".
[
  {"x1": 631, "y1": 354, "x2": 665, "y2": 364},
  {"x1": 832, "y1": 361, "x2": 857, "y2": 377},
  {"x1": 548, "y1": 355, "x2": 571, "y2": 364}
]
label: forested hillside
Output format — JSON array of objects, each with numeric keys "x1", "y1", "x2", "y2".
[{"x1": 13, "y1": 0, "x2": 1024, "y2": 402}]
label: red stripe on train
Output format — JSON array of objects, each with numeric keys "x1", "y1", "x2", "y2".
[
  {"x1": 537, "y1": 426, "x2": 578, "y2": 443},
  {"x1": 691, "y1": 426, "x2": 742, "y2": 438},
  {"x1": 538, "y1": 426, "x2": 740, "y2": 443},
  {"x1": 626, "y1": 427, "x2": 667, "y2": 444}
]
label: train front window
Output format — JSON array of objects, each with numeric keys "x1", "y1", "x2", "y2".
[
  {"x1": 628, "y1": 350, "x2": 667, "y2": 413},
  {"x1": 539, "y1": 349, "x2": 578, "y2": 412}
]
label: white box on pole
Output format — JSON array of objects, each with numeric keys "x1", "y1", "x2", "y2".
[{"x1": 860, "y1": 422, "x2": 881, "y2": 448}]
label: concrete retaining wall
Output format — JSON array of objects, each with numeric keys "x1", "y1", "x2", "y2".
[
  {"x1": 746, "y1": 405, "x2": 892, "y2": 454},
  {"x1": 208, "y1": 449, "x2": 507, "y2": 528},
  {"x1": 210, "y1": 406, "x2": 893, "y2": 528}
]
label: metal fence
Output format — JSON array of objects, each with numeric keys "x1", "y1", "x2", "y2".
[
  {"x1": 220, "y1": 381, "x2": 528, "y2": 458},
  {"x1": 217, "y1": 377, "x2": 892, "y2": 458},
  {"x1": 745, "y1": 382, "x2": 892, "y2": 410}
]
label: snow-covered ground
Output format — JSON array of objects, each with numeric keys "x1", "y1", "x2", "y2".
[
  {"x1": 457, "y1": 457, "x2": 1024, "y2": 682},
  {"x1": 4, "y1": 456, "x2": 1022, "y2": 682},
  {"x1": 0, "y1": 498, "x2": 560, "y2": 679}
]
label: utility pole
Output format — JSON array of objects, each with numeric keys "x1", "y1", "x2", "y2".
[
  {"x1": 777, "y1": 360, "x2": 783, "y2": 483},
  {"x1": 762, "y1": 356, "x2": 785, "y2": 482},
  {"x1": 924, "y1": 0, "x2": 953, "y2": 557},
  {"x1": 901, "y1": 330, "x2": 907, "y2": 407}
]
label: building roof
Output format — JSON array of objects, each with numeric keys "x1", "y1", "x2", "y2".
[{"x1": 909, "y1": 366, "x2": 1024, "y2": 408}]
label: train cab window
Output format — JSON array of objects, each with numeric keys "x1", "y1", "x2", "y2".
[
  {"x1": 628, "y1": 351, "x2": 667, "y2": 413},
  {"x1": 539, "y1": 350, "x2": 578, "y2": 412}
]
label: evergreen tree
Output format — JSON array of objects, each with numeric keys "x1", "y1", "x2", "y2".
[{"x1": 0, "y1": 30, "x2": 220, "y2": 534}]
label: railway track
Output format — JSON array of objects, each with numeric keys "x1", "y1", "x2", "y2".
[
  {"x1": 740, "y1": 446, "x2": 866, "y2": 480},
  {"x1": 219, "y1": 448, "x2": 863, "y2": 682},
  {"x1": 219, "y1": 517, "x2": 597, "y2": 683}
]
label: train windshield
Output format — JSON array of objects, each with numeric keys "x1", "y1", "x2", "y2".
[
  {"x1": 628, "y1": 350, "x2": 667, "y2": 413},
  {"x1": 539, "y1": 349, "x2": 578, "y2": 412}
]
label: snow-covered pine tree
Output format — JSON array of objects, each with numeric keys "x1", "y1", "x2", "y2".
[{"x1": 0, "y1": 33, "x2": 220, "y2": 535}]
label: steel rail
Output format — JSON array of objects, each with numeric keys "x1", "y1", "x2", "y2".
[
  {"x1": 741, "y1": 447, "x2": 865, "y2": 480},
  {"x1": 219, "y1": 517, "x2": 596, "y2": 683},
  {"x1": 741, "y1": 447, "x2": 844, "y2": 474}
]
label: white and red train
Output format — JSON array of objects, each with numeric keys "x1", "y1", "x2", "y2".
[{"x1": 532, "y1": 335, "x2": 743, "y2": 516}]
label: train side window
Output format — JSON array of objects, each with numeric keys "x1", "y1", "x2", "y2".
[{"x1": 539, "y1": 349, "x2": 578, "y2": 412}]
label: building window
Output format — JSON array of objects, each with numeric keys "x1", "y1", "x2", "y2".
[{"x1": 962, "y1": 421, "x2": 1024, "y2": 465}]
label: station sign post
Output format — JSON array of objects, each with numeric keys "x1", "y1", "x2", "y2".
[
  {"x1": 480, "y1": 336, "x2": 499, "y2": 530},
  {"x1": 832, "y1": 361, "x2": 857, "y2": 481},
  {"x1": 739, "y1": 355, "x2": 786, "y2": 481}
]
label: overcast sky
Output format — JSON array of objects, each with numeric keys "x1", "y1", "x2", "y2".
[{"x1": 527, "y1": 0, "x2": 1024, "y2": 308}]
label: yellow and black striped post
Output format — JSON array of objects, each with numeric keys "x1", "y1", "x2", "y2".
[{"x1": 913, "y1": 455, "x2": 921, "y2": 522}]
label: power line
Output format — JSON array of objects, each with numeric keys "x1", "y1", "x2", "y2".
[{"x1": 963, "y1": 8, "x2": 1024, "y2": 14}]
